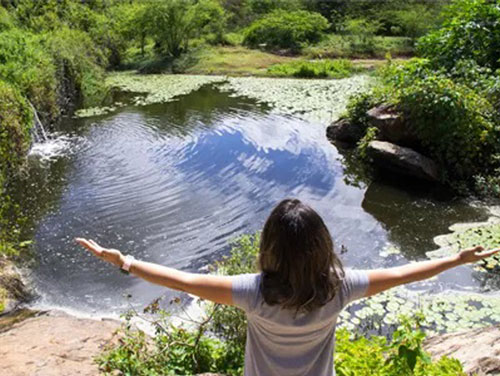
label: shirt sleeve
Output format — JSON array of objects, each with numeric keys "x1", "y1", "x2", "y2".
[
  {"x1": 230, "y1": 273, "x2": 261, "y2": 312},
  {"x1": 340, "y1": 269, "x2": 369, "y2": 308}
]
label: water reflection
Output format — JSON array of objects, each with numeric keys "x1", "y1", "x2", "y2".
[{"x1": 14, "y1": 84, "x2": 492, "y2": 314}]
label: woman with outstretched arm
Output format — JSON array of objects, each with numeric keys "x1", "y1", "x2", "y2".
[{"x1": 76, "y1": 198, "x2": 498, "y2": 376}]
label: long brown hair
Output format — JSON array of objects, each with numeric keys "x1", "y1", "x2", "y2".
[{"x1": 259, "y1": 199, "x2": 344, "y2": 313}]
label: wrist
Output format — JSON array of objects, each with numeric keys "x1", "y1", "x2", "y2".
[
  {"x1": 449, "y1": 253, "x2": 464, "y2": 266},
  {"x1": 121, "y1": 255, "x2": 135, "y2": 272},
  {"x1": 118, "y1": 254, "x2": 126, "y2": 268}
]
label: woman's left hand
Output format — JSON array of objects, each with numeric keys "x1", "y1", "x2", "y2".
[{"x1": 75, "y1": 238, "x2": 124, "y2": 268}]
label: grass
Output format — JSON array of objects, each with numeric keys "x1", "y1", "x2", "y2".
[
  {"x1": 267, "y1": 59, "x2": 359, "y2": 79},
  {"x1": 304, "y1": 34, "x2": 414, "y2": 59},
  {"x1": 184, "y1": 46, "x2": 298, "y2": 76},
  {"x1": 120, "y1": 33, "x2": 413, "y2": 78}
]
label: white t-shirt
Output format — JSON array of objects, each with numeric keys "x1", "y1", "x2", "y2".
[{"x1": 231, "y1": 269, "x2": 369, "y2": 376}]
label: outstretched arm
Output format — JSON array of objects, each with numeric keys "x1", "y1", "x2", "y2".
[
  {"x1": 365, "y1": 246, "x2": 499, "y2": 297},
  {"x1": 75, "y1": 238, "x2": 233, "y2": 305}
]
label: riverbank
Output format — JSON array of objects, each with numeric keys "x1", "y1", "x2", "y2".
[{"x1": 124, "y1": 46, "x2": 408, "y2": 77}]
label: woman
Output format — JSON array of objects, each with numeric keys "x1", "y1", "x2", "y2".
[{"x1": 76, "y1": 198, "x2": 498, "y2": 376}]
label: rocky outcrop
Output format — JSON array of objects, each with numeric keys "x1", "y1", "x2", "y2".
[
  {"x1": 0, "y1": 257, "x2": 31, "y2": 314},
  {"x1": 425, "y1": 325, "x2": 500, "y2": 376},
  {"x1": 0, "y1": 310, "x2": 121, "y2": 376},
  {"x1": 327, "y1": 104, "x2": 440, "y2": 182},
  {"x1": 366, "y1": 104, "x2": 418, "y2": 146},
  {"x1": 326, "y1": 118, "x2": 365, "y2": 143},
  {"x1": 367, "y1": 140, "x2": 440, "y2": 182}
]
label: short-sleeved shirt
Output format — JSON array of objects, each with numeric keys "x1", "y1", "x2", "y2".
[{"x1": 231, "y1": 269, "x2": 369, "y2": 376}]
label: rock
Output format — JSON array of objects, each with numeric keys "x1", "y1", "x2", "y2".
[
  {"x1": 366, "y1": 104, "x2": 418, "y2": 146},
  {"x1": 326, "y1": 118, "x2": 364, "y2": 144},
  {"x1": 0, "y1": 310, "x2": 121, "y2": 376},
  {"x1": 0, "y1": 257, "x2": 32, "y2": 314},
  {"x1": 424, "y1": 325, "x2": 500, "y2": 376},
  {"x1": 367, "y1": 140, "x2": 440, "y2": 182}
]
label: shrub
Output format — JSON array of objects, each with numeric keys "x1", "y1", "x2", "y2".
[
  {"x1": 0, "y1": 80, "x2": 32, "y2": 257},
  {"x1": 0, "y1": 6, "x2": 14, "y2": 32},
  {"x1": 0, "y1": 80, "x2": 32, "y2": 180},
  {"x1": 0, "y1": 29, "x2": 58, "y2": 122},
  {"x1": 341, "y1": 18, "x2": 381, "y2": 55},
  {"x1": 386, "y1": 59, "x2": 499, "y2": 182},
  {"x1": 42, "y1": 27, "x2": 107, "y2": 107},
  {"x1": 243, "y1": 10, "x2": 329, "y2": 51},
  {"x1": 418, "y1": 0, "x2": 500, "y2": 70},
  {"x1": 268, "y1": 59, "x2": 355, "y2": 79}
]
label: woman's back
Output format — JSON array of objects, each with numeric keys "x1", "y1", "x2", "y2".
[{"x1": 232, "y1": 270, "x2": 368, "y2": 376}]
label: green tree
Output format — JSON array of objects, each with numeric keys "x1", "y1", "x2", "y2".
[
  {"x1": 243, "y1": 9, "x2": 329, "y2": 50},
  {"x1": 418, "y1": 0, "x2": 500, "y2": 70}
]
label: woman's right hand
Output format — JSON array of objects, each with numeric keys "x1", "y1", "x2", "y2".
[
  {"x1": 75, "y1": 238, "x2": 124, "y2": 268},
  {"x1": 457, "y1": 245, "x2": 499, "y2": 264}
]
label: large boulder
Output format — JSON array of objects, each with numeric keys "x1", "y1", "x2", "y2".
[
  {"x1": 366, "y1": 104, "x2": 418, "y2": 146},
  {"x1": 326, "y1": 118, "x2": 364, "y2": 144},
  {"x1": 424, "y1": 325, "x2": 500, "y2": 376},
  {"x1": 367, "y1": 140, "x2": 440, "y2": 182}
]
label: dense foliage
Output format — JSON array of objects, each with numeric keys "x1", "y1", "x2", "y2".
[
  {"x1": 0, "y1": 80, "x2": 31, "y2": 257},
  {"x1": 98, "y1": 234, "x2": 465, "y2": 376},
  {"x1": 418, "y1": 0, "x2": 500, "y2": 70},
  {"x1": 343, "y1": 0, "x2": 500, "y2": 196},
  {"x1": 243, "y1": 10, "x2": 329, "y2": 51}
]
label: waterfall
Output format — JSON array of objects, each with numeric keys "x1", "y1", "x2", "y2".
[{"x1": 28, "y1": 100, "x2": 48, "y2": 143}]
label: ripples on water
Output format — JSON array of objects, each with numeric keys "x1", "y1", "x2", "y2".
[{"x1": 16, "y1": 84, "x2": 491, "y2": 314}]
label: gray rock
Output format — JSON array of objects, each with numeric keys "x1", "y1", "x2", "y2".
[
  {"x1": 366, "y1": 104, "x2": 418, "y2": 146},
  {"x1": 326, "y1": 118, "x2": 364, "y2": 143},
  {"x1": 367, "y1": 140, "x2": 440, "y2": 182},
  {"x1": 425, "y1": 325, "x2": 500, "y2": 376}
]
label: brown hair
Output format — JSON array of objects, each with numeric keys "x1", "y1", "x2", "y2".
[{"x1": 259, "y1": 199, "x2": 344, "y2": 313}]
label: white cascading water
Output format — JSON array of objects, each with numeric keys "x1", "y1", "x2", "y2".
[
  {"x1": 28, "y1": 101, "x2": 48, "y2": 143},
  {"x1": 28, "y1": 101, "x2": 73, "y2": 161}
]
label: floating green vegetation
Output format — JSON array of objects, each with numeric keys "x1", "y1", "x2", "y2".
[
  {"x1": 106, "y1": 72, "x2": 225, "y2": 106},
  {"x1": 427, "y1": 216, "x2": 500, "y2": 272},
  {"x1": 74, "y1": 105, "x2": 120, "y2": 118},
  {"x1": 379, "y1": 244, "x2": 402, "y2": 258},
  {"x1": 76, "y1": 72, "x2": 371, "y2": 123},
  {"x1": 219, "y1": 75, "x2": 372, "y2": 124},
  {"x1": 340, "y1": 286, "x2": 500, "y2": 335}
]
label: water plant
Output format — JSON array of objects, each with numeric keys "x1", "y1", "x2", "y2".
[{"x1": 220, "y1": 75, "x2": 372, "y2": 124}]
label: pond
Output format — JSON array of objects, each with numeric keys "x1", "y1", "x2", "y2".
[{"x1": 14, "y1": 74, "x2": 500, "y2": 329}]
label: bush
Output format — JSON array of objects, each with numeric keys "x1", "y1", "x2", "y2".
[
  {"x1": 243, "y1": 10, "x2": 329, "y2": 51},
  {"x1": 0, "y1": 6, "x2": 14, "y2": 32},
  {"x1": 385, "y1": 59, "x2": 499, "y2": 182},
  {"x1": 268, "y1": 59, "x2": 356, "y2": 78},
  {"x1": 418, "y1": 0, "x2": 500, "y2": 70},
  {"x1": 0, "y1": 80, "x2": 32, "y2": 181},
  {"x1": 0, "y1": 80, "x2": 32, "y2": 257},
  {"x1": 341, "y1": 18, "x2": 381, "y2": 55},
  {"x1": 42, "y1": 27, "x2": 107, "y2": 107},
  {"x1": 0, "y1": 29, "x2": 58, "y2": 122}
]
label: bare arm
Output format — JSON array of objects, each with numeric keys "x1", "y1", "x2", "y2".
[
  {"x1": 75, "y1": 238, "x2": 233, "y2": 305},
  {"x1": 365, "y1": 246, "x2": 499, "y2": 297}
]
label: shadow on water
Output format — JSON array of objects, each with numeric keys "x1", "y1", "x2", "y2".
[{"x1": 12, "y1": 82, "x2": 494, "y2": 315}]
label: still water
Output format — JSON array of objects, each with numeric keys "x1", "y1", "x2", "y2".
[{"x1": 15, "y1": 82, "x2": 491, "y2": 315}]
